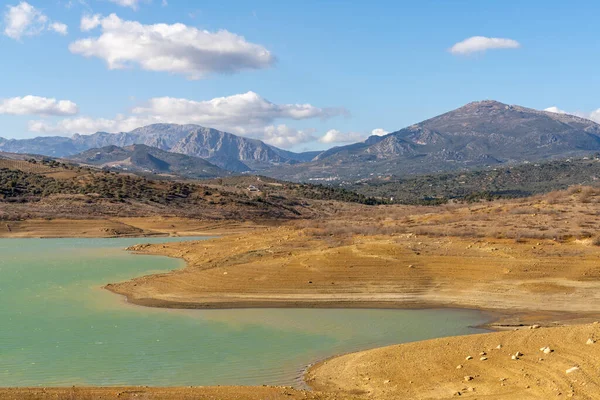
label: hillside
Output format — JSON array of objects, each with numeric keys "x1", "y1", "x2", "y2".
[
  {"x1": 350, "y1": 155, "x2": 600, "y2": 204},
  {"x1": 68, "y1": 144, "x2": 229, "y2": 179},
  {"x1": 0, "y1": 157, "x2": 379, "y2": 221},
  {"x1": 263, "y1": 100, "x2": 600, "y2": 181},
  {"x1": 0, "y1": 124, "x2": 321, "y2": 172}
]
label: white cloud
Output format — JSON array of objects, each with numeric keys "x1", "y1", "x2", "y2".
[
  {"x1": 108, "y1": 0, "x2": 142, "y2": 10},
  {"x1": 80, "y1": 13, "x2": 100, "y2": 31},
  {"x1": 318, "y1": 129, "x2": 366, "y2": 144},
  {"x1": 545, "y1": 105, "x2": 600, "y2": 124},
  {"x1": 3, "y1": 2, "x2": 68, "y2": 40},
  {"x1": 450, "y1": 36, "x2": 520, "y2": 55},
  {"x1": 130, "y1": 91, "x2": 344, "y2": 133},
  {"x1": 260, "y1": 125, "x2": 316, "y2": 148},
  {"x1": 27, "y1": 92, "x2": 344, "y2": 144},
  {"x1": 371, "y1": 128, "x2": 389, "y2": 136},
  {"x1": 544, "y1": 106, "x2": 566, "y2": 114},
  {"x1": 69, "y1": 13, "x2": 275, "y2": 79},
  {"x1": 28, "y1": 115, "x2": 151, "y2": 134},
  {"x1": 3, "y1": 2, "x2": 47, "y2": 39},
  {"x1": 49, "y1": 21, "x2": 68, "y2": 35},
  {"x1": 0, "y1": 95, "x2": 78, "y2": 116}
]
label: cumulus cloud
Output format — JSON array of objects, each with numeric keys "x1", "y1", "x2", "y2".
[
  {"x1": 80, "y1": 13, "x2": 100, "y2": 31},
  {"x1": 3, "y1": 2, "x2": 68, "y2": 40},
  {"x1": 108, "y1": 0, "x2": 142, "y2": 10},
  {"x1": 450, "y1": 36, "x2": 520, "y2": 55},
  {"x1": 69, "y1": 13, "x2": 275, "y2": 79},
  {"x1": 49, "y1": 21, "x2": 68, "y2": 35},
  {"x1": 130, "y1": 91, "x2": 345, "y2": 133},
  {"x1": 0, "y1": 95, "x2": 78, "y2": 116},
  {"x1": 260, "y1": 125, "x2": 316, "y2": 148},
  {"x1": 27, "y1": 92, "x2": 343, "y2": 148},
  {"x1": 318, "y1": 129, "x2": 366, "y2": 144},
  {"x1": 544, "y1": 106, "x2": 566, "y2": 114},
  {"x1": 545, "y1": 105, "x2": 600, "y2": 124},
  {"x1": 371, "y1": 128, "x2": 389, "y2": 136}
]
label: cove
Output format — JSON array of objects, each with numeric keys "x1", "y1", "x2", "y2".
[{"x1": 0, "y1": 237, "x2": 489, "y2": 387}]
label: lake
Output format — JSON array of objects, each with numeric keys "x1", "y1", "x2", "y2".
[{"x1": 0, "y1": 237, "x2": 489, "y2": 387}]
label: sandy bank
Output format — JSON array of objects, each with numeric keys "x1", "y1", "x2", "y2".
[
  {"x1": 0, "y1": 217, "x2": 262, "y2": 238},
  {"x1": 307, "y1": 322, "x2": 600, "y2": 399},
  {"x1": 106, "y1": 226, "x2": 600, "y2": 326},
  {"x1": 0, "y1": 386, "x2": 347, "y2": 400}
]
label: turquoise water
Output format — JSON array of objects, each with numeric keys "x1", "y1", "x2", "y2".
[{"x1": 0, "y1": 237, "x2": 489, "y2": 387}]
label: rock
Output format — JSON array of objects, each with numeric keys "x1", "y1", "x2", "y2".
[
  {"x1": 515, "y1": 351, "x2": 523, "y2": 357},
  {"x1": 531, "y1": 324, "x2": 540, "y2": 329},
  {"x1": 480, "y1": 351, "x2": 487, "y2": 356},
  {"x1": 465, "y1": 356, "x2": 473, "y2": 360},
  {"x1": 543, "y1": 347, "x2": 553, "y2": 354},
  {"x1": 408, "y1": 264, "x2": 415, "y2": 268},
  {"x1": 511, "y1": 355, "x2": 518, "y2": 360},
  {"x1": 383, "y1": 380, "x2": 390, "y2": 384},
  {"x1": 480, "y1": 357, "x2": 488, "y2": 361},
  {"x1": 586, "y1": 338, "x2": 595, "y2": 345},
  {"x1": 456, "y1": 365, "x2": 463, "y2": 369},
  {"x1": 496, "y1": 344, "x2": 502, "y2": 349},
  {"x1": 464, "y1": 376, "x2": 473, "y2": 382},
  {"x1": 566, "y1": 366, "x2": 579, "y2": 374}
]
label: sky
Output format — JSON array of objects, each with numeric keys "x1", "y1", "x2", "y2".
[{"x1": 1, "y1": 0, "x2": 599, "y2": 151}]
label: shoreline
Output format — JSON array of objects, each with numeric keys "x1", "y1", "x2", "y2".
[{"x1": 5, "y1": 221, "x2": 600, "y2": 398}]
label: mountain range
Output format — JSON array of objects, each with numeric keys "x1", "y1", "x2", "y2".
[
  {"x1": 3, "y1": 100, "x2": 600, "y2": 182},
  {"x1": 263, "y1": 100, "x2": 600, "y2": 181},
  {"x1": 68, "y1": 144, "x2": 229, "y2": 179},
  {"x1": 0, "y1": 124, "x2": 318, "y2": 173}
]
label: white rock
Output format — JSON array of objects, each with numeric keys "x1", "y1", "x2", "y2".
[
  {"x1": 566, "y1": 366, "x2": 579, "y2": 374},
  {"x1": 586, "y1": 338, "x2": 595, "y2": 345},
  {"x1": 465, "y1": 356, "x2": 473, "y2": 360},
  {"x1": 480, "y1": 357, "x2": 488, "y2": 361},
  {"x1": 496, "y1": 344, "x2": 502, "y2": 349},
  {"x1": 543, "y1": 347, "x2": 553, "y2": 354},
  {"x1": 464, "y1": 376, "x2": 473, "y2": 382}
]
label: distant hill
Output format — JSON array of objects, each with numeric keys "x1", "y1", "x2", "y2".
[
  {"x1": 263, "y1": 100, "x2": 600, "y2": 181},
  {"x1": 68, "y1": 144, "x2": 229, "y2": 179},
  {"x1": 350, "y1": 155, "x2": 600, "y2": 204},
  {"x1": 0, "y1": 124, "x2": 322, "y2": 173}
]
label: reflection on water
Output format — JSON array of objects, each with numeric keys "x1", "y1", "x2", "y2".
[{"x1": 0, "y1": 237, "x2": 489, "y2": 387}]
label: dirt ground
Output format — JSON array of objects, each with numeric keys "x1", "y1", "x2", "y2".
[
  {"x1": 6, "y1": 190, "x2": 600, "y2": 399},
  {"x1": 308, "y1": 323, "x2": 600, "y2": 399}
]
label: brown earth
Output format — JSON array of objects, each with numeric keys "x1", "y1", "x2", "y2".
[
  {"x1": 0, "y1": 217, "x2": 264, "y2": 238},
  {"x1": 307, "y1": 323, "x2": 600, "y2": 399},
  {"x1": 106, "y1": 225, "x2": 600, "y2": 319},
  {"x1": 5, "y1": 189, "x2": 600, "y2": 399},
  {"x1": 0, "y1": 386, "x2": 349, "y2": 400}
]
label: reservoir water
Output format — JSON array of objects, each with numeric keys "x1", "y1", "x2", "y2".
[{"x1": 0, "y1": 237, "x2": 489, "y2": 387}]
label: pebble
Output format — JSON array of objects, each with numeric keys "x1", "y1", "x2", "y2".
[
  {"x1": 465, "y1": 356, "x2": 473, "y2": 360},
  {"x1": 496, "y1": 344, "x2": 502, "y2": 349},
  {"x1": 479, "y1": 351, "x2": 486, "y2": 356},
  {"x1": 456, "y1": 365, "x2": 463, "y2": 369},
  {"x1": 566, "y1": 366, "x2": 579, "y2": 374},
  {"x1": 586, "y1": 338, "x2": 595, "y2": 345},
  {"x1": 480, "y1": 357, "x2": 488, "y2": 361},
  {"x1": 464, "y1": 376, "x2": 473, "y2": 382}
]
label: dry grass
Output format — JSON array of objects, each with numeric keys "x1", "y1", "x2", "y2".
[{"x1": 289, "y1": 187, "x2": 600, "y2": 244}]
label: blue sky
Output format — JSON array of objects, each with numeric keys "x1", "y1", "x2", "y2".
[{"x1": 1, "y1": 0, "x2": 599, "y2": 151}]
